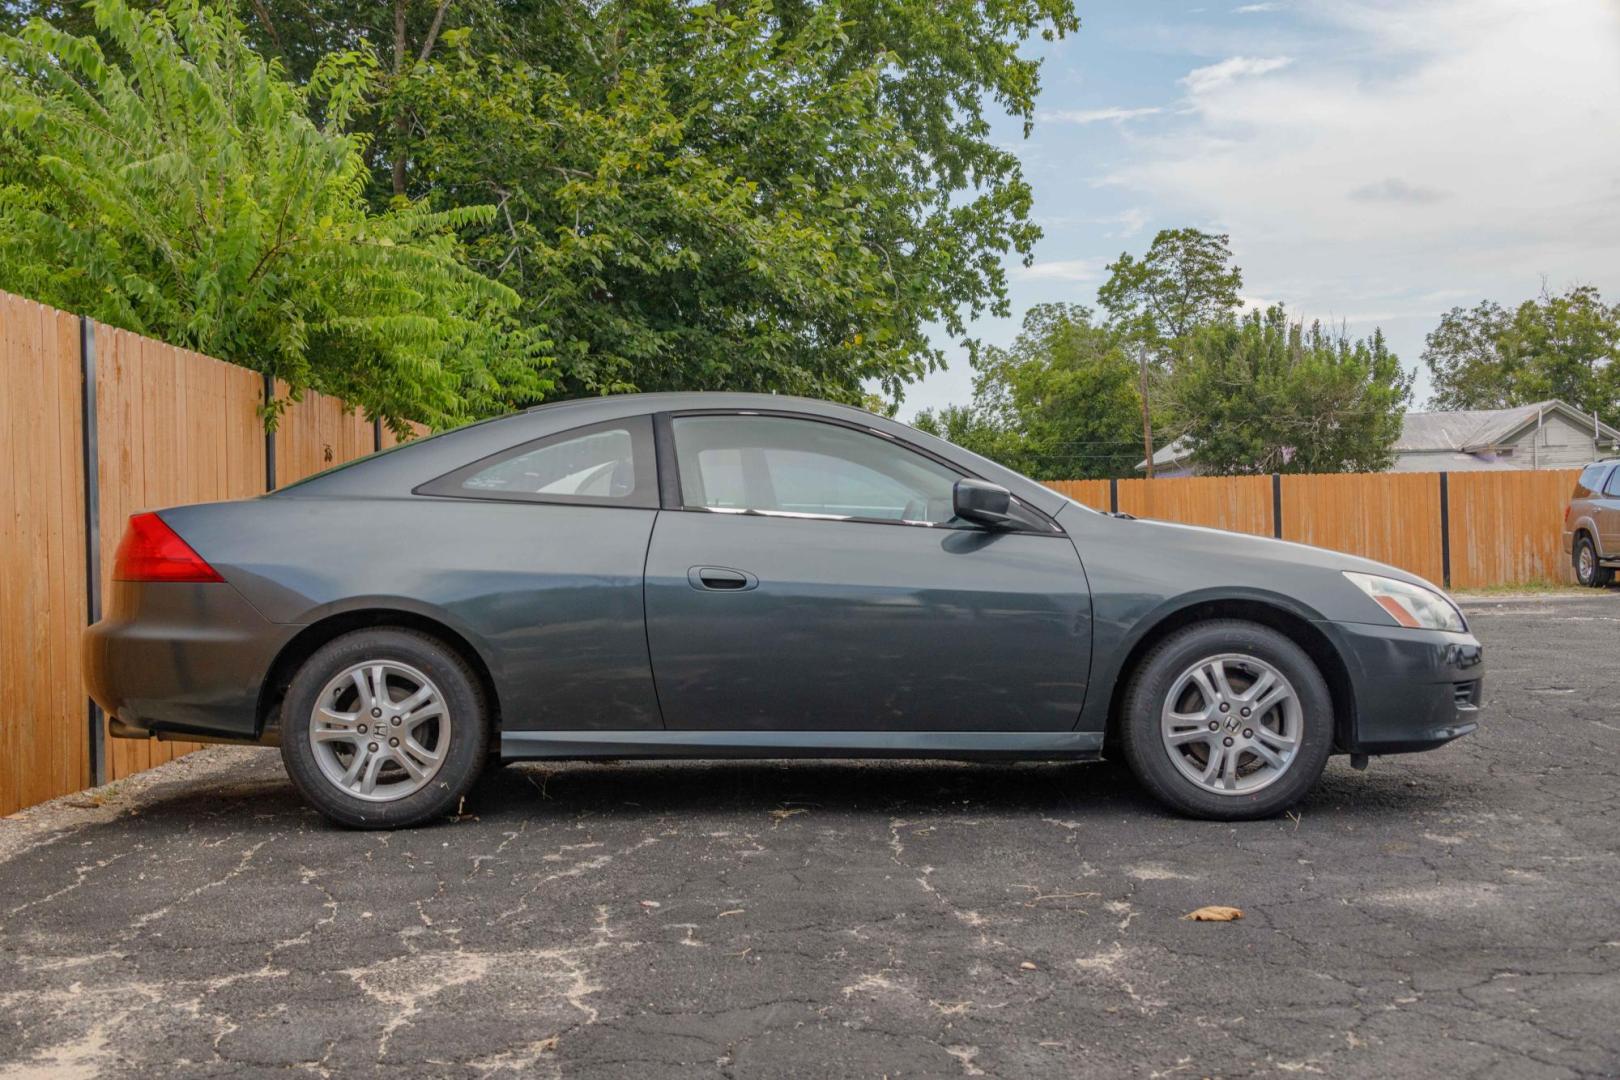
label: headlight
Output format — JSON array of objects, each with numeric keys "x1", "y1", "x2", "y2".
[{"x1": 1343, "y1": 572, "x2": 1466, "y2": 632}]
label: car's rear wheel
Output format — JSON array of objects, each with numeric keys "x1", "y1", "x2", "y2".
[
  {"x1": 280, "y1": 628, "x2": 488, "y2": 828},
  {"x1": 1573, "y1": 534, "x2": 1612, "y2": 587},
  {"x1": 1120, "y1": 620, "x2": 1333, "y2": 820}
]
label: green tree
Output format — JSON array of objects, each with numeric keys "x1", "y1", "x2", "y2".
[
  {"x1": 1165, "y1": 307, "x2": 1411, "y2": 475},
  {"x1": 1097, "y1": 228, "x2": 1244, "y2": 475},
  {"x1": 911, "y1": 403, "x2": 1010, "y2": 463},
  {"x1": 0, "y1": 0, "x2": 547, "y2": 430},
  {"x1": 915, "y1": 304, "x2": 1144, "y2": 478},
  {"x1": 395, "y1": 0, "x2": 1078, "y2": 403},
  {"x1": 1424, "y1": 286, "x2": 1620, "y2": 426}
]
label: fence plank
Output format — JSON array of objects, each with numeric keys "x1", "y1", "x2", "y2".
[
  {"x1": 1279, "y1": 472, "x2": 1445, "y2": 583},
  {"x1": 1448, "y1": 469, "x2": 1580, "y2": 588},
  {"x1": 1117, "y1": 475, "x2": 1274, "y2": 536},
  {"x1": 0, "y1": 296, "x2": 89, "y2": 814},
  {"x1": 1042, "y1": 479, "x2": 1111, "y2": 509}
]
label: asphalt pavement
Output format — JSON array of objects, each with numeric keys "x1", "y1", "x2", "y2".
[{"x1": 2, "y1": 592, "x2": 1617, "y2": 1078}]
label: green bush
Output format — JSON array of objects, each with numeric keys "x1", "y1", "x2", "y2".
[{"x1": 0, "y1": 0, "x2": 549, "y2": 430}]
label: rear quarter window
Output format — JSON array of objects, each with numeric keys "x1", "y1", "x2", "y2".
[{"x1": 1576, "y1": 464, "x2": 1610, "y2": 496}]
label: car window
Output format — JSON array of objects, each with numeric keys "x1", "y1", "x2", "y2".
[
  {"x1": 417, "y1": 417, "x2": 657, "y2": 507},
  {"x1": 1605, "y1": 467, "x2": 1620, "y2": 497},
  {"x1": 1577, "y1": 464, "x2": 1608, "y2": 495},
  {"x1": 671, "y1": 415, "x2": 962, "y2": 525}
]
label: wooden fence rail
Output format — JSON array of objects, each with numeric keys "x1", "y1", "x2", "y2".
[{"x1": 0, "y1": 288, "x2": 1587, "y2": 814}]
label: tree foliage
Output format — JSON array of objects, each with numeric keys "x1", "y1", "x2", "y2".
[
  {"x1": 391, "y1": 0, "x2": 1078, "y2": 403},
  {"x1": 1165, "y1": 307, "x2": 1412, "y2": 475},
  {"x1": 1423, "y1": 285, "x2": 1620, "y2": 427},
  {"x1": 0, "y1": 0, "x2": 548, "y2": 429},
  {"x1": 915, "y1": 304, "x2": 1144, "y2": 478},
  {"x1": 1098, "y1": 228, "x2": 1244, "y2": 365}
]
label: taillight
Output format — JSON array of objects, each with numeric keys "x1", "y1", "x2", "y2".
[{"x1": 112, "y1": 513, "x2": 224, "y2": 583}]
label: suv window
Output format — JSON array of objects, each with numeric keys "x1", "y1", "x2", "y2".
[
  {"x1": 1577, "y1": 464, "x2": 1609, "y2": 496},
  {"x1": 1606, "y1": 467, "x2": 1620, "y2": 498},
  {"x1": 418, "y1": 417, "x2": 658, "y2": 508},
  {"x1": 672, "y1": 415, "x2": 961, "y2": 524}
]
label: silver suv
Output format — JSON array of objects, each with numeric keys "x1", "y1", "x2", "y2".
[{"x1": 1565, "y1": 460, "x2": 1620, "y2": 587}]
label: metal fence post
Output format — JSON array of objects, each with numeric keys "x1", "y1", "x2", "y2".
[
  {"x1": 1439, "y1": 472, "x2": 1451, "y2": 589},
  {"x1": 373, "y1": 416, "x2": 383, "y2": 454},
  {"x1": 79, "y1": 317, "x2": 106, "y2": 787},
  {"x1": 1271, "y1": 473, "x2": 1283, "y2": 539},
  {"x1": 263, "y1": 374, "x2": 277, "y2": 492},
  {"x1": 1109, "y1": 477, "x2": 1119, "y2": 514}
]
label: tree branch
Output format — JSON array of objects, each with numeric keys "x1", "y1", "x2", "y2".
[
  {"x1": 417, "y1": 0, "x2": 454, "y2": 63},
  {"x1": 248, "y1": 0, "x2": 284, "y2": 54}
]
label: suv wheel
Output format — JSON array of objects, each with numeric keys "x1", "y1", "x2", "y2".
[
  {"x1": 280, "y1": 628, "x2": 488, "y2": 828},
  {"x1": 1574, "y1": 534, "x2": 1613, "y2": 588},
  {"x1": 1120, "y1": 620, "x2": 1334, "y2": 820}
]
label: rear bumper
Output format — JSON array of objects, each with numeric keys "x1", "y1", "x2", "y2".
[
  {"x1": 84, "y1": 581, "x2": 296, "y2": 743},
  {"x1": 1320, "y1": 619, "x2": 1483, "y2": 754}
]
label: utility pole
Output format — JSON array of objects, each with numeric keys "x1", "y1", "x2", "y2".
[{"x1": 1139, "y1": 347, "x2": 1155, "y2": 479}]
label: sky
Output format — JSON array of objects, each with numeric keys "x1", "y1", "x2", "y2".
[{"x1": 896, "y1": 0, "x2": 1620, "y2": 421}]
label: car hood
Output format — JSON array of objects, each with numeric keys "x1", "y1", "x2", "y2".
[
  {"x1": 1057, "y1": 504, "x2": 1451, "y2": 626},
  {"x1": 1129, "y1": 516, "x2": 1438, "y2": 585}
]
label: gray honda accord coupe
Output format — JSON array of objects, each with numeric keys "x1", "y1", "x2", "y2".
[{"x1": 85, "y1": 393, "x2": 1483, "y2": 828}]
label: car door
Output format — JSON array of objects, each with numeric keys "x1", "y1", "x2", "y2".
[
  {"x1": 643, "y1": 411, "x2": 1092, "y2": 732},
  {"x1": 1602, "y1": 465, "x2": 1620, "y2": 554}
]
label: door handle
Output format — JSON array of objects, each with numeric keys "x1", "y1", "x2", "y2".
[{"x1": 687, "y1": 566, "x2": 759, "y2": 592}]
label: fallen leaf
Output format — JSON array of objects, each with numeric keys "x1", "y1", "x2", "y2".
[
  {"x1": 639, "y1": 899, "x2": 661, "y2": 909},
  {"x1": 537, "y1": 1036, "x2": 558, "y2": 1052},
  {"x1": 1020, "y1": 961, "x2": 1038, "y2": 970},
  {"x1": 1184, "y1": 905, "x2": 1244, "y2": 922}
]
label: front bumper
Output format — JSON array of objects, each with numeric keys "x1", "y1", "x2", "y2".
[
  {"x1": 1320, "y1": 619, "x2": 1484, "y2": 754},
  {"x1": 84, "y1": 580, "x2": 296, "y2": 743}
]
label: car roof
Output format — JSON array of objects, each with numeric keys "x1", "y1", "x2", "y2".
[{"x1": 272, "y1": 392, "x2": 1072, "y2": 516}]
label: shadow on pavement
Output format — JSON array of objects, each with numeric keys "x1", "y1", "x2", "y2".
[{"x1": 92, "y1": 748, "x2": 1478, "y2": 833}]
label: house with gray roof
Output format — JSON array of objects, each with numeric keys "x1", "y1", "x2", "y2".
[{"x1": 1137, "y1": 399, "x2": 1620, "y2": 475}]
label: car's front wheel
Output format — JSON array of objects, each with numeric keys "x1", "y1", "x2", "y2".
[
  {"x1": 280, "y1": 628, "x2": 488, "y2": 828},
  {"x1": 1573, "y1": 534, "x2": 1613, "y2": 588},
  {"x1": 1120, "y1": 620, "x2": 1333, "y2": 820}
]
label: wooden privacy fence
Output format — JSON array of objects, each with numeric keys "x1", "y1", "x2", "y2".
[
  {"x1": 1043, "y1": 469, "x2": 1582, "y2": 590},
  {"x1": 1, "y1": 291, "x2": 424, "y2": 815},
  {"x1": 0, "y1": 287, "x2": 1588, "y2": 815}
]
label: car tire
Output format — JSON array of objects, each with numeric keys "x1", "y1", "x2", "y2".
[
  {"x1": 280, "y1": 628, "x2": 488, "y2": 829},
  {"x1": 1573, "y1": 534, "x2": 1612, "y2": 588},
  {"x1": 1119, "y1": 619, "x2": 1333, "y2": 821}
]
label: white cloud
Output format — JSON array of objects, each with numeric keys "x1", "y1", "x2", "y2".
[
  {"x1": 1014, "y1": 258, "x2": 1107, "y2": 282},
  {"x1": 1233, "y1": 2, "x2": 1284, "y2": 12},
  {"x1": 1348, "y1": 178, "x2": 1448, "y2": 206},
  {"x1": 1179, "y1": 56, "x2": 1292, "y2": 95},
  {"x1": 1106, "y1": 207, "x2": 1153, "y2": 237},
  {"x1": 1040, "y1": 105, "x2": 1163, "y2": 125},
  {"x1": 1105, "y1": 0, "x2": 1620, "y2": 397}
]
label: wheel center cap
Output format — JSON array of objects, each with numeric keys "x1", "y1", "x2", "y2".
[{"x1": 1225, "y1": 716, "x2": 1241, "y2": 733}]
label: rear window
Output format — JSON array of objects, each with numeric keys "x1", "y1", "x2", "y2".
[
  {"x1": 1577, "y1": 464, "x2": 1610, "y2": 496},
  {"x1": 416, "y1": 416, "x2": 658, "y2": 508}
]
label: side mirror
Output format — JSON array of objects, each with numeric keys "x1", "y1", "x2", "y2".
[{"x1": 953, "y1": 478, "x2": 1014, "y2": 528}]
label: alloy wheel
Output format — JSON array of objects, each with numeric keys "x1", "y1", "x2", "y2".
[
  {"x1": 1160, "y1": 653, "x2": 1303, "y2": 795},
  {"x1": 308, "y1": 660, "x2": 451, "y2": 802}
]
